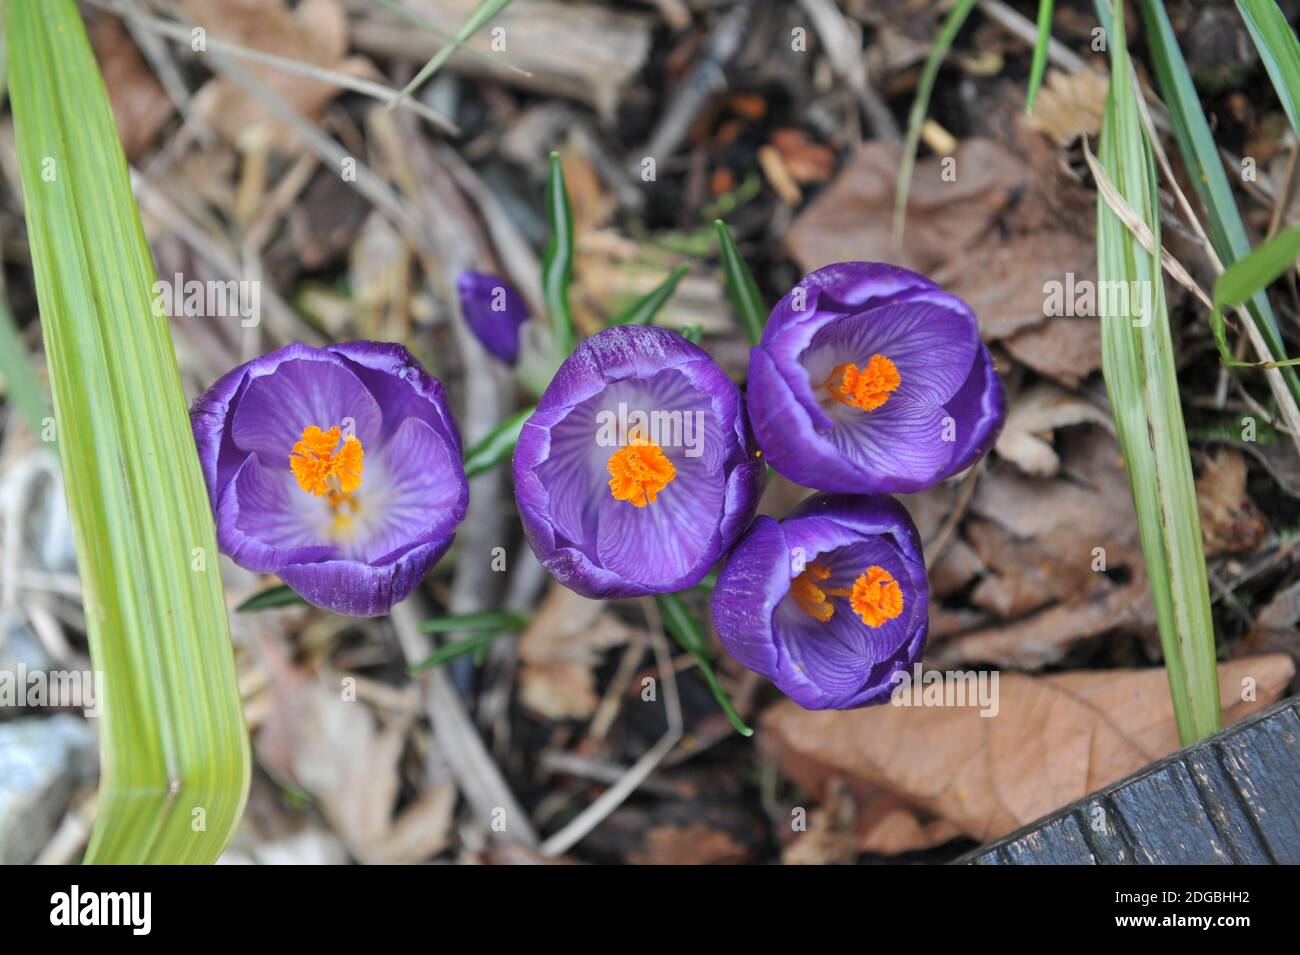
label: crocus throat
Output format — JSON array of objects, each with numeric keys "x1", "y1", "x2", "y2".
[
  {"x1": 291, "y1": 425, "x2": 365, "y2": 525},
  {"x1": 607, "y1": 432, "x2": 676, "y2": 508},
  {"x1": 822, "y1": 354, "x2": 900, "y2": 411},
  {"x1": 791, "y1": 561, "x2": 903, "y2": 627}
]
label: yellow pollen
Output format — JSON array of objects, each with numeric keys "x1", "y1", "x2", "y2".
[
  {"x1": 791, "y1": 562, "x2": 904, "y2": 628},
  {"x1": 823, "y1": 354, "x2": 901, "y2": 411},
  {"x1": 607, "y1": 434, "x2": 676, "y2": 507},
  {"x1": 849, "y1": 565, "x2": 904, "y2": 627},
  {"x1": 290, "y1": 425, "x2": 364, "y2": 505}
]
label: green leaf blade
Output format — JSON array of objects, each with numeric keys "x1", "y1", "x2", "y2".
[
  {"x1": 8, "y1": 0, "x2": 250, "y2": 863},
  {"x1": 1236, "y1": 0, "x2": 1300, "y2": 138},
  {"x1": 1139, "y1": 0, "x2": 1300, "y2": 399},
  {"x1": 655, "y1": 594, "x2": 752, "y2": 737},
  {"x1": 608, "y1": 265, "x2": 688, "y2": 326},
  {"x1": 1026, "y1": 0, "x2": 1056, "y2": 112},
  {"x1": 714, "y1": 220, "x2": 766, "y2": 346},
  {"x1": 542, "y1": 152, "x2": 577, "y2": 356},
  {"x1": 1097, "y1": 1, "x2": 1221, "y2": 745},
  {"x1": 464, "y1": 404, "x2": 534, "y2": 478}
]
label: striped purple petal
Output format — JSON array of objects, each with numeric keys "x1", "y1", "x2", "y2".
[
  {"x1": 748, "y1": 262, "x2": 1006, "y2": 493},
  {"x1": 514, "y1": 325, "x2": 763, "y2": 598},
  {"x1": 191, "y1": 341, "x2": 468, "y2": 616},
  {"x1": 457, "y1": 271, "x2": 530, "y2": 365},
  {"x1": 711, "y1": 493, "x2": 928, "y2": 710}
]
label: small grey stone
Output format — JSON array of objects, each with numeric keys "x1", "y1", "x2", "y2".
[{"x1": 0, "y1": 715, "x2": 97, "y2": 864}]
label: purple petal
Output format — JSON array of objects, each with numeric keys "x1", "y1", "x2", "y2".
[
  {"x1": 762, "y1": 262, "x2": 938, "y2": 344},
  {"x1": 232, "y1": 355, "x2": 382, "y2": 461},
  {"x1": 943, "y1": 342, "x2": 1006, "y2": 476},
  {"x1": 358, "y1": 417, "x2": 468, "y2": 563},
  {"x1": 750, "y1": 262, "x2": 1005, "y2": 493},
  {"x1": 515, "y1": 325, "x2": 761, "y2": 598},
  {"x1": 801, "y1": 288, "x2": 979, "y2": 407},
  {"x1": 709, "y1": 516, "x2": 790, "y2": 677},
  {"x1": 217, "y1": 455, "x2": 337, "y2": 573},
  {"x1": 711, "y1": 493, "x2": 928, "y2": 710},
  {"x1": 327, "y1": 341, "x2": 463, "y2": 456},
  {"x1": 278, "y1": 535, "x2": 456, "y2": 617},
  {"x1": 457, "y1": 271, "x2": 530, "y2": 365}
]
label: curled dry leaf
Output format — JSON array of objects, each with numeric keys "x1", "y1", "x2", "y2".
[
  {"x1": 517, "y1": 583, "x2": 633, "y2": 721},
  {"x1": 183, "y1": 0, "x2": 374, "y2": 152},
  {"x1": 1001, "y1": 316, "x2": 1102, "y2": 388},
  {"x1": 1195, "y1": 448, "x2": 1268, "y2": 557},
  {"x1": 994, "y1": 383, "x2": 1113, "y2": 478},
  {"x1": 764, "y1": 655, "x2": 1294, "y2": 850},
  {"x1": 934, "y1": 231, "x2": 1098, "y2": 342},
  {"x1": 1237, "y1": 580, "x2": 1300, "y2": 695},
  {"x1": 90, "y1": 15, "x2": 176, "y2": 161},
  {"x1": 785, "y1": 139, "x2": 1026, "y2": 275},
  {"x1": 933, "y1": 427, "x2": 1158, "y2": 667},
  {"x1": 1024, "y1": 68, "x2": 1110, "y2": 146},
  {"x1": 289, "y1": 679, "x2": 456, "y2": 864}
]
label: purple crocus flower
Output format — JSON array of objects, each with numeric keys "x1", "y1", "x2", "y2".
[
  {"x1": 457, "y1": 271, "x2": 530, "y2": 365},
  {"x1": 711, "y1": 493, "x2": 927, "y2": 710},
  {"x1": 747, "y1": 262, "x2": 1005, "y2": 493},
  {"x1": 514, "y1": 325, "x2": 764, "y2": 599},
  {"x1": 191, "y1": 341, "x2": 468, "y2": 616}
]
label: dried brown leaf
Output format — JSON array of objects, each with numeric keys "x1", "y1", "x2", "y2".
[
  {"x1": 994, "y1": 383, "x2": 1112, "y2": 477},
  {"x1": 785, "y1": 139, "x2": 1025, "y2": 275},
  {"x1": 518, "y1": 583, "x2": 633, "y2": 720},
  {"x1": 764, "y1": 656, "x2": 1294, "y2": 848},
  {"x1": 1196, "y1": 448, "x2": 1268, "y2": 556},
  {"x1": 90, "y1": 15, "x2": 175, "y2": 160}
]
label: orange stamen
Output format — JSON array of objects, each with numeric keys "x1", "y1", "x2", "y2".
[
  {"x1": 790, "y1": 561, "x2": 834, "y2": 622},
  {"x1": 791, "y1": 562, "x2": 904, "y2": 628},
  {"x1": 822, "y1": 354, "x2": 900, "y2": 411},
  {"x1": 291, "y1": 425, "x2": 364, "y2": 505},
  {"x1": 607, "y1": 435, "x2": 676, "y2": 507},
  {"x1": 848, "y1": 565, "x2": 904, "y2": 627}
]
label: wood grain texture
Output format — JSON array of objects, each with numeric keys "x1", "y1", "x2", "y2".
[{"x1": 962, "y1": 697, "x2": 1300, "y2": 864}]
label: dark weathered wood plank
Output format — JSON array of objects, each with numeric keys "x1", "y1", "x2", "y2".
[
  {"x1": 1107, "y1": 761, "x2": 1234, "y2": 863},
  {"x1": 1183, "y1": 749, "x2": 1274, "y2": 864},
  {"x1": 1077, "y1": 797, "x2": 1136, "y2": 864},
  {"x1": 960, "y1": 697, "x2": 1300, "y2": 865},
  {"x1": 1215, "y1": 704, "x2": 1300, "y2": 864},
  {"x1": 999, "y1": 813, "x2": 1096, "y2": 865}
]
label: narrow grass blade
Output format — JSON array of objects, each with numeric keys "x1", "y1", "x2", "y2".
[
  {"x1": 373, "y1": 0, "x2": 531, "y2": 77},
  {"x1": 8, "y1": 0, "x2": 249, "y2": 861},
  {"x1": 408, "y1": 613, "x2": 528, "y2": 672},
  {"x1": 1235, "y1": 0, "x2": 1300, "y2": 137},
  {"x1": 714, "y1": 220, "x2": 766, "y2": 345},
  {"x1": 464, "y1": 404, "x2": 534, "y2": 478},
  {"x1": 1025, "y1": 0, "x2": 1056, "y2": 111},
  {"x1": 543, "y1": 151, "x2": 577, "y2": 356},
  {"x1": 391, "y1": 0, "x2": 516, "y2": 108},
  {"x1": 608, "y1": 266, "x2": 688, "y2": 326},
  {"x1": 1097, "y1": 0, "x2": 1221, "y2": 745},
  {"x1": 1139, "y1": 0, "x2": 1300, "y2": 400},
  {"x1": 236, "y1": 584, "x2": 305, "y2": 612},
  {"x1": 408, "y1": 631, "x2": 508, "y2": 672},
  {"x1": 1210, "y1": 224, "x2": 1300, "y2": 366},
  {"x1": 420, "y1": 611, "x2": 529, "y2": 634},
  {"x1": 893, "y1": 0, "x2": 978, "y2": 241},
  {"x1": 655, "y1": 594, "x2": 752, "y2": 737}
]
